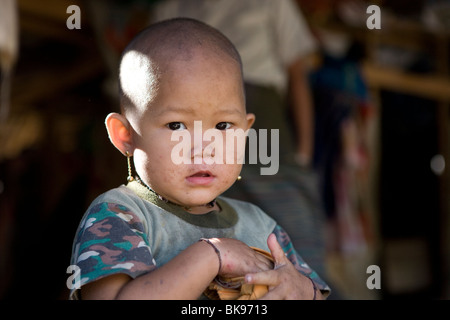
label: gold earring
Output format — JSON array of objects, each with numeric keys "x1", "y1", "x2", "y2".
[
  {"x1": 237, "y1": 175, "x2": 242, "y2": 181},
  {"x1": 126, "y1": 151, "x2": 134, "y2": 182}
]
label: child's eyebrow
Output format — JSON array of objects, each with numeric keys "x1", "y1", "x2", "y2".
[
  {"x1": 151, "y1": 105, "x2": 196, "y2": 118},
  {"x1": 153, "y1": 105, "x2": 244, "y2": 117}
]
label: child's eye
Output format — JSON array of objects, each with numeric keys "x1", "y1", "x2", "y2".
[
  {"x1": 216, "y1": 122, "x2": 232, "y2": 130},
  {"x1": 167, "y1": 122, "x2": 187, "y2": 131}
]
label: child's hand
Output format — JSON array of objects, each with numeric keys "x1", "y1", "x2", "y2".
[
  {"x1": 243, "y1": 233, "x2": 322, "y2": 300},
  {"x1": 211, "y1": 238, "x2": 273, "y2": 278}
]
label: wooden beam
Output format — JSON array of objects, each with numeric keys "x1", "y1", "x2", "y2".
[{"x1": 363, "y1": 62, "x2": 450, "y2": 103}]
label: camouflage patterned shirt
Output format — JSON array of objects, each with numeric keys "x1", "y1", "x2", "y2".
[{"x1": 69, "y1": 181, "x2": 330, "y2": 299}]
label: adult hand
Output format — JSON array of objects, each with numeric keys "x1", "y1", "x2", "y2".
[{"x1": 243, "y1": 233, "x2": 322, "y2": 300}]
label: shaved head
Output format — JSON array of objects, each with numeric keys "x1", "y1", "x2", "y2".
[{"x1": 118, "y1": 18, "x2": 243, "y2": 116}]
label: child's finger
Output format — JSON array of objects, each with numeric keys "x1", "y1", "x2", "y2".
[{"x1": 266, "y1": 233, "x2": 287, "y2": 268}]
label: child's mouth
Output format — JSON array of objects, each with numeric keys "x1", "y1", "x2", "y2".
[{"x1": 186, "y1": 171, "x2": 215, "y2": 185}]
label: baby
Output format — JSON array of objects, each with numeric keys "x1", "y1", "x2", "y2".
[{"x1": 69, "y1": 17, "x2": 330, "y2": 300}]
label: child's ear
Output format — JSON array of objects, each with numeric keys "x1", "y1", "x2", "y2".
[
  {"x1": 105, "y1": 113, "x2": 134, "y2": 155},
  {"x1": 246, "y1": 113, "x2": 255, "y2": 130}
]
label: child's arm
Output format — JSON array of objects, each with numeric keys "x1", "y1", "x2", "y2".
[{"x1": 82, "y1": 238, "x2": 273, "y2": 300}]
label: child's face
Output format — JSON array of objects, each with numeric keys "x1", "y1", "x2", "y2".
[{"x1": 130, "y1": 52, "x2": 254, "y2": 211}]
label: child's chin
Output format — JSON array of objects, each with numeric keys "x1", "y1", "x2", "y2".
[
  {"x1": 185, "y1": 198, "x2": 215, "y2": 207},
  {"x1": 182, "y1": 193, "x2": 218, "y2": 207}
]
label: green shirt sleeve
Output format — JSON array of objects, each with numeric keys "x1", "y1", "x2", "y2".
[{"x1": 69, "y1": 202, "x2": 156, "y2": 299}]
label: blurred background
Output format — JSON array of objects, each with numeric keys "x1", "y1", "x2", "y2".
[{"x1": 0, "y1": 0, "x2": 448, "y2": 300}]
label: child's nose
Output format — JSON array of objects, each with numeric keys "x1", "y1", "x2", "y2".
[{"x1": 191, "y1": 141, "x2": 215, "y2": 164}]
